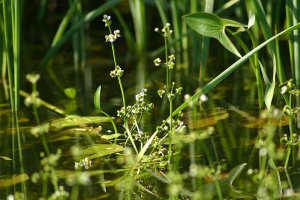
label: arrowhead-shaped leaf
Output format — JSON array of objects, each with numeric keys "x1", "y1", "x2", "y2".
[{"x1": 183, "y1": 12, "x2": 246, "y2": 57}]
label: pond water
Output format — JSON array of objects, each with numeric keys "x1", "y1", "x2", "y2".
[{"x1": 1, "y1": 1, "x2": 300, "y2": 199}]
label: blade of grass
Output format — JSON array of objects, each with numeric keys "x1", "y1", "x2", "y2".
[
  {"x1": 249, "y1": 0, "x2": 285, "y2": 84},
  {"x1": 13, "y1": 0, "x2": 21, "y2": 111}
]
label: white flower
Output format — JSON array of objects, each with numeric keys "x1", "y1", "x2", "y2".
[
  {"x1": 281, "y1": 86, "x2": 287, "y2": 94},
  {"x1": 26, "y1": 73, "x2": 40, "y2": 84},
  {"x1": 200, "y1": 94, "x2": 208, "y2": 103},
  {"x1": 154, "y1": 58, "x2": 162, "y2": 66},
  {"x1": 102, "y1": 14, "x2": 112, "y2": 27},
  {"x1": 114, "y1": 30, "x2": 121, "y2": 37}
]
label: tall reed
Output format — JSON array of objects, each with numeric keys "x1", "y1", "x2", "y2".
[{"x1": 1, "y1": 0, "x2": 21, "y2": 111}]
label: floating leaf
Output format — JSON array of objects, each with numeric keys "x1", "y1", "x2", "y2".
[
  {"x1": 187, "y1": 111, "x2": 229, "y2": 129},
  {"x1": 64, "y1": 87, "x2": 77, "y2": 99},
  {"x1": 183, "y1": 12, "x2": 246, "y2": 57},
  {"x1": 0, "y1": 156, "x2": 12, "y2": 161},
  {"x1": 0, "y1": 174, "x2": 29, "y2": 188},
  {"x1": 80, "y1": 144, "x2": 124, "y2": 160},
  {"x1": 50, "y1": 115, "x2": 110, "y2": 130},
  {"x1": 94, "y1": 85, "x2": 102, "y2": 111},
  {"x1": 101, "y1": 133, "x2": 123, "y2": 140}
]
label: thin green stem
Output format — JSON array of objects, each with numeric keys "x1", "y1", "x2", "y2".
[
  {"x1": 106, "y1": 24, "x2": 139, "y2": 153},
  {"x1": 165, "y1": 37, "x2": 169, "y2": 90},
  {"x1": 100, "y1": 110, "x2": 118, "y2": 134},
  {"x1": 31, "y1": 83, "x2": 50, "y2": 155},
  {"x1": 168, "y1": 99, "x2": 173, "y2": 169}
]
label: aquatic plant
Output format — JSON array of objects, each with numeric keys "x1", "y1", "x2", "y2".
[{"x1": 1, "y1": 1, "x2": 300, "y2": 199}]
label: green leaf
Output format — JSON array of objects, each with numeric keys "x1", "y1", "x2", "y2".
[
  {"x1": 50, "y1": 115, "x2": 110, "y2": 130},
  {"x1": 0, "y1": 174, "x2": 29, "y2": 188},
  {"x1": 171, "y1": 22, "x2": 300, "y2": 117},
  {"x1": 94, "y1": 85, "x2": 102, "y2": 111},
  {"x1": 227, "y1": 163, "x2": 247, "y2": 185},
  {"x1": 64, "y1": 87, "x2": 77, "y2": 99},
  {"x1": 258, "y1": 61, "x2": 270, "y2": 85},
  {"x1": 247, "y1": 10, "x2": 256, "y2": 29},
  {"x1": 264, "y1": 82, "x2": 275, "y2": 109},
  {"x1": 80, "y1": 144, "x2": 124, "y2": 160},
  {"x1": 183, "y1": 12, "x2": 246, "y2": 57},
  {"x1": 0, "y1": 156, "x2": 12, "y2": 161}
]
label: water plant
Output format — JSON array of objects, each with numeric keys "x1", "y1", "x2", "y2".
[{"x1": 2, "y1": 1, "x2": 300, "y2": 199}]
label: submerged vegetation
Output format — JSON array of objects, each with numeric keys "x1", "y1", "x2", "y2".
[{"x1": 1, "y1": 0, "x2": 300, "y2": 199}]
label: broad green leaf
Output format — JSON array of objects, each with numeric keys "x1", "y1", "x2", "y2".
[
  {"x1": 80, "y1": 144, "x2": 124, "y2": 160},
  {"x1": 50, "y1": 115, "x2": 110, "y2": 130},
  {"x1": 94, "y1": 85, "x2": 102, "y2": 111},
  {"x1": 183, "y1": 12, "x2": 246, "y2": 57},
  {"x1": 0, "y1": 174, "x2": 29, "y2": 188},
  {"x1": 64, "y1": 88, "x2": 77, "y2": 99}
]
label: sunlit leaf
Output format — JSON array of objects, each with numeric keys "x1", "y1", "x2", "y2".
[
  {"x1": 101, "y1": 133, "x2": 123, "y2": 140},
  {"x1": 264, "y1": 82, "x2": 275, "y2": 109},
  {"x1": 248, "y1": 10, "x2": 256, "y2": 29},
  {"x1": 0, "y1": 174, "x2": 29, "y2": 188},
  {"x1": 64, "y1": 87, "x2": 77, "y2": 99},
  {"x1": 50, "y1": 115, "x2": 110, "y2": 130},
  {"x1": 183, "y1": 12, "x2": 246, "y2": 57},
  {"x1": 80, "y1": 144, "x2": 124, "y2": 160},
  {"x1": 94, "y1": 85, "x2": 102, "y2": 111},
  {"x1": 227, "y1": 163, "x2": 247, "y2": 185},
  {"x1": 0, "y1": 156, "x2": 12, "y2": 161}
]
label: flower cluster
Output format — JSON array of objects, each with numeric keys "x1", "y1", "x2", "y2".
[
  {"x1": 102, "y1": 14, "x2": 111, "y2": 27},
  {"x1": 154, "y1": 23, "x2": 173, "y2": 37},
  {"x1": 281, "y1": 133, "x2": 298, "y2": 146},
  {"x1": 30, "y1": 123, "x2": 50, "y2": 138},
  {"x1": 156, "y1": 112, "x2": 185, "y2": 134},
  {"x1": 24, "y1": 91, "x2": 41, "y2": 107},
  {"x1": 167, "y1": 54, "x2": 175, "y2": 69},
  {"x1": 110, "y1": 65, "x2": 124, "y2": 78},
  {"x1": 66, "y1": 172, "x2": 90, "y2": 186},
  {"x1": 117, "y1": 89, "x2": 153, "y2": 118},
  {"x1": 40, "y1": 149, "x2": 61, "y2": 172},
  {"x1": 26, "y1": 73, "x2": 40, "y2": 84},
  {"x1": 48, "y1": 186, "x2": 69, "y2": 200},
  {"x1": 158, "y1": 82, "x2": 182, "y2": 100},
  {"x1": 105, "y1": 30, "x2": 121, "y2": 43},
  {"x1": 74, "y1": 157, "x2": 92, "y2": 170},
  {"x1": 135, "y1": 88, "x2": 147, "y2": 102},
  {"x1": 154, "y1": 54, "x2": 175, "y2": 69}
]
